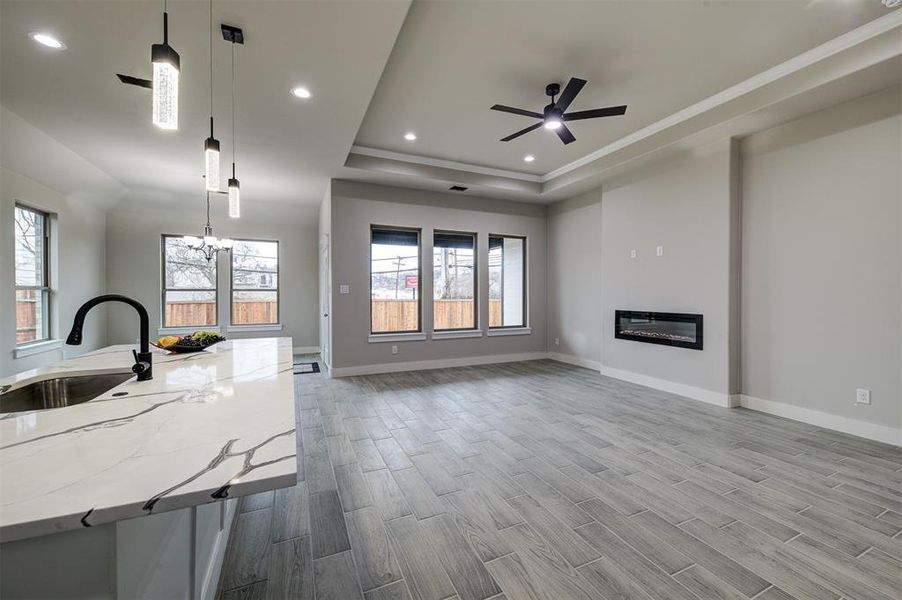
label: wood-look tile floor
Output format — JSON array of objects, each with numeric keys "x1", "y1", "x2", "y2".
[{"x1": 218, "y1": 359, "x2": 902, "y2": 600}]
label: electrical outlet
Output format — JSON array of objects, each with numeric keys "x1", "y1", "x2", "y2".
[
  {"x1": 855, "y1": 388, "x2": 871, "y2": 405},
  {"x1": 554, "y1": 337, "x2": 560, "y2": 346},
  {"x1": 656, "y1": 245, "x2": 664, "y2": 257},
  {"x1": 339, "y1": 284, "x2": 349, "y2": 294},
  {"x1": 630, "y1": 249, "x2": 637, "y2": 259},
  {"x1": 391, "y1": 345, "x2": 398, "y2": 355}
]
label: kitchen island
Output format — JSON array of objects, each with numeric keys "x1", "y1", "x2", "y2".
[{"x1": 0, "y1": 337, "x2": 297, "y2": 599}]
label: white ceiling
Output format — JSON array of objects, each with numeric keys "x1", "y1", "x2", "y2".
[
  {"x1": 0, "y1": 0, "x2": 897, "y2": 212},
  {"x1": 354, "y1": 0, "x2": 889, "y2": 175},
  {"x1": 0, "y1": 0, "x2": 410, "y2": 212}
]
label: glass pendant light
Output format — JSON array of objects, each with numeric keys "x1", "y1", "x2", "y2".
[
  {"x1": 204, "y1": 0, "x2": 220, "y2": 192},
  {"x1": 151, "y1": 0, "x2": 179, "y2": 130},
  {"x1": 227, "y1": 36, "x2": 240, "y2": 218}
]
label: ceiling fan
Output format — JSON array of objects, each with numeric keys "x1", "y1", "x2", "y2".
[{"x1": 491, "y1": 77, "x2": 627, "y2": 145}]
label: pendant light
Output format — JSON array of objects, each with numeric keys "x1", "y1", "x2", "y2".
[
  {"x1": 184, "y1": 192, "x2": 234, "y2": 261},
  {"x1": 204, "y1": 0, "x2": 220, "y2": 192},
  {"x1": 151, "y1": 0, "x2": 179, "y2": 130},
  {"x1": 227, "y1": 34, "x2": 240, "y2": 218}
]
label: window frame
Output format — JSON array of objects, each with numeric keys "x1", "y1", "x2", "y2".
[
  {"x1": 229, "y1": 238, "x2": 281, "y2": 327},
  {"x1": 369, "y1": 225, "x2": 423, "y2": 335},
  {"x1": 14, "y1": 203, "x2": 51, "y2": 345},
  {"x1": 432, "y1": 229, "x2": 478, "y2": 332},
  {"x1": 488, "y1": 233, "x2": 528, "y2": 330},
  {"x1": 160, "y1": 233, "x2": 219, "y2": 329}
]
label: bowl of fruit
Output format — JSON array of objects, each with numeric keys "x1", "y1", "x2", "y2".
[{"x1": 153, "y1": 331, "x2": 226, "y2": 353}]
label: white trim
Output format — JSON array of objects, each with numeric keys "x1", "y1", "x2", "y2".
[
  {"x1": 292, "y1": 345, "x2": 321, "y2": 355},
  {"x1": 545, "y1": 10, "x2": 902, "y2": 181},
  {"x1": 349, "y1": 146, "x2": 542, "y2": 182},
  {"x1": 226, "y1": 323, "x2": 283, "y2": 333},
  {"x1": 739, "y1": 394, "x2": 901, "y2": 447},
  {"x1": 13, "y1": 339, "x2": 62, "y2": 359},
  {"x1": 158, "y1": 327, "x2": 223, "y2": 336},
  {"x1": 330, "y1": 351, "x2": 547, "y2": 377},
  {"x1": 599, "y1": 365, "x2": 734, "y2": 408},
  {"x1": 368, "y1": 333, "x2": 427, "y2": 343},
  {"x1": 546, "y1": 352, "x2": 601, "y2": 372},
  {"x1": 487, "y1": 327, "x2": 532, "y2": 337},
  {"x1": 432, "y1": 330, "x2": 484, "y2": 340}
]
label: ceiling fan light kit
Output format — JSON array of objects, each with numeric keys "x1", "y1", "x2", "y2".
[
  {"x1": 492, "y1": 77, "x2": 627, "y2": 145},
  {"x1": 151, "y1": 8, "x2": 179, "y2": 130}
]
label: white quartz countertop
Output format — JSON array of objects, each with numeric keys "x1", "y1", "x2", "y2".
[{"x1": 0, "y1": 338, "x2": 297, "y2": 542}]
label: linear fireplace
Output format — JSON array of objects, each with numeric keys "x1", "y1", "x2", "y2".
[{"x1": 615, "y1": 311, "x2": 703, "y2": 350}]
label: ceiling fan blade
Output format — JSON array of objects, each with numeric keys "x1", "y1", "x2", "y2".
[
  {"x1": 555, "y1": 124, "x2": 576, "y2": 145},
  {"x1": 491, "y1": 104, "x2": 543, "y2": 119},
  {"x1": 554, "y1": 77, "x2": 586, "y2": 112},
  {"x1": 563, "y1": 105, "x2": 628, "y2": 121},
  {"x1": 117, "y1": 74, "x2": 153, "y2": 89},
  {"x1": 500, "y1": 121, "x2": 543, "y2": 142}
]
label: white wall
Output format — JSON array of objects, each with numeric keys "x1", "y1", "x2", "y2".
[
  {"x1": 327, "y1": 180, "x2": 547, "y2": 373},
  {"x1": 104, "y1": 202, "x2": 319, "y2": 352},
  {"x1": 600, "y1": 141, "x2": 739, "y2": 399},
  {"x1": 1, "y1": 106, "x2": 118, "y2": 377},
  {"x1": 546, "y1": 191, "x2": 603, "y2": 367},
  {"x1": 741, "y1": 86, "x2": 901, "y2": 432}
]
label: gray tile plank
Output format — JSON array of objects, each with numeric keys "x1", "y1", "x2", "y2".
[
  {"x1": 346, "y1": 507, "x2": 404, "y2": 591},
  {"x1": 354, "y1": 438, "x2": 390, "y2": 472},
  {"x1": 365, "y1": 468, "x2": 413, "y2": 521},
  {"x1": 222, "y1": 508, "x2": 273, "y2": 590},
  {"x1": 386, "y1": 515, "x2": 457, "y2": 600},
  {"x1": 240, "y1": 490, "x2": 274, "y2": 513},
  {"x1": 506, "y1": 494, "x2": 600, "y2": 567},
  {"x1": 419, "y1": 514, "x2": 502, "y2": 600},
  {"x1": 410, "y1": 452, "x2": 461, "y2": 496},
  {"x1": 313, "y1": 550, "x2": 364, "y2": 600},
  {"x1": 392, "y1": 467, "x2": 447, "y2": 520},
  {"x1": 375, "y1": 436, "x2": 416, "y2": 471},
  {"x1": 266, "y1": 537, "x2": 314, "y2": 600},
  {"x1": 310, "y1": 490, "x2": 351, "y2": 559},
  {"x1": 335, "y1": 462, "x2": 376, "y2": 512},
  {"x1": 272, "y1": 482, "x2": 310, "y2": 542},
  {"x1": 673, "y1": 565, "x2": 748, "y2": 600},
  {"x1": 364, "y1": 580, "x2": 414, "y2": 600}
]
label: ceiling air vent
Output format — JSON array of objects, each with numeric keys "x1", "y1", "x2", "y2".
[{"x1": 449, "y1": 185, "x2": 468, "y2": 192}]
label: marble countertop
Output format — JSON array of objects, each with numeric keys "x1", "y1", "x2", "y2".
[{"x1": 0, "y1": 338, "x2": 297, "y2": 542}]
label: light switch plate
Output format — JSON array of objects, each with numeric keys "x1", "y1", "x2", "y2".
[
  {"x1": 339, "y1": 285, "x2": 349, "y2": 294},
  {"x1": 656, "y1": 245, "x2": 664, "y2": 257},
  {"x1": 630, "y1": 249, "x2": 637, "y2": 259}
]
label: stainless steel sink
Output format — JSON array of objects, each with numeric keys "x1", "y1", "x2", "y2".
[{"x1": 0, "y1": 373, "x2": 135, "y2": 413}]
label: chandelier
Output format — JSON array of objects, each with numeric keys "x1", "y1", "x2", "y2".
[{"x1": 184, "y1": 192, "x2": 233, "y2": 261}]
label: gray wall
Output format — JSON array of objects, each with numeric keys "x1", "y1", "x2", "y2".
[
  {"x1": 546, "y1": 191, "x2": 603, "y2": 365},
  {"x1": 741, "y1": 86, "x2": 901, "y2": 428},
  {"x1": 600, "y1": 141, "x2": 738, "y2": 395},
  {"x1": 104, "y1": 203, "x2": 319, "y2": 351},
  {"x1": 328, "y1": 180, "x2": 547, "y2": 370},
  {"x1": 1, "y1": 169, "x2": 109, "y2": 376}
]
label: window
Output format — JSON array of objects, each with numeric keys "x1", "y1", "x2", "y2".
[
  {"x1": 488, "y1": 235, "x2": 526, "y2": 328},
  {"x1": 370, "y1": 227, "x2": 421, "y2": 334},
  {"x1": 433, "y1": 231, "x2": 476, "y2": 331},
  {"x1": 14, "y1": 204, "x2": 50, "y2": 344},
  {"x1": 231, "y1": 239, "x2": 279, "y2": 325},
  {"x1": 161, "y1": 235, "x2": 217, "y2": 328}
]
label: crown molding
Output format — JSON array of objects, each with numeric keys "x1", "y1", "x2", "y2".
[{"x1": 349, "y1": 145, "x2": 542, "y2": 182}]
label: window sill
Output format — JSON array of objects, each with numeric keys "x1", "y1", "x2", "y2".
[
  {"x1": 368, "y1": 333, "x2": 427, "y2": 343},
  {"x1": 13, "y1": 339, "x2": 63, "y2": 359},
  {"x1": 432, "y1": 330, "x2": 483, "y2": 340},
  {"x1": 158, "y1": 327, "x2": 223, "y2": 336},
  {"x1": 227, "y1": 324, "x2": 283, "y2": 333},
  {"x1": 487, "y1": 327, "x2": 532, "y2": 337}
]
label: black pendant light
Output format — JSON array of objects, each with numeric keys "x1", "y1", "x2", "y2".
[
  {"x1": 151, "y1": 0, "x2": 180, "y2": 129},
  {"x1": 227, "y1": 29, "x2": 240, "y2": 218},
  {"x1": 204, "y1": 0, "x2": 220, "y2": 191}
]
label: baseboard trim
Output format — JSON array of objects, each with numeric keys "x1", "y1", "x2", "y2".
[
  {"x1": 599, "y1": 365, "x2": 735, "y2": 408},
  {"x1": 738, "y1": 394, "x2": 901, "y2": 447},
  {"x1": 292, "y1": 345, "x2": 320, "y2": 355},
  {"x1": 330, "y1": 351, "x2": 548, "y2": 377},
  {"x1": 546, "y1": 352, "x2": 602, "y2": 372}
]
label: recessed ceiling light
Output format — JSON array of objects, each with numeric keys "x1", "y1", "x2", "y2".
[
  {"x1": 291, "y1": 86, "x2": 311, "y2": 99},
  {"x1": 524, "y1": 155, "x2": 535, "y2": 163},
  {"x1": 404, "y1": 132, "x2": 417, "y2": 141},
  {"x1": 29, "y1": 32, "x2": 65, "y2": 50}
]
